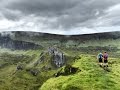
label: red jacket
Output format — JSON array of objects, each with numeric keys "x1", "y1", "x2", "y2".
[{"x1": 103, "y1": 53, "x2": 108, "y2": 60}]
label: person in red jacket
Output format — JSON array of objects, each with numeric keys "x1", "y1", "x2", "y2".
[{"x1": 103, "y1": 52, "x2": 108, "y2": 67}]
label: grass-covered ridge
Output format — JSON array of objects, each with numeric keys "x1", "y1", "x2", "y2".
[{"x1": 40, "y1": 54, "x2": 120, "y2": 90}]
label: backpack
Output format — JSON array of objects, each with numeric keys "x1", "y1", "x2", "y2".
[{"x1": 98, "y1": 53, "x2": 103, "y2": 59}]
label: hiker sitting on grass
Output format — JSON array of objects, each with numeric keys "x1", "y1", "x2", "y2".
[
  {"x1": 103, "y1": 52, "x2": 108, "y2": 67},
  {"x1": 97, "y1": 52, "x2": 103, "y2": 66}
]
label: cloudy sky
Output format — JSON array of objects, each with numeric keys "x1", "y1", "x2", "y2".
[{"x1": 0, "y1": 0, "x2": 120, "y2": 35}]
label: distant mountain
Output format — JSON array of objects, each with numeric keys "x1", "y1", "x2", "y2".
[
  {"x1": 0, "y1": 31, "x2": 120, "y2": 50},
  {"x1": 11, "y1": 31, "x2": 120, "y2": 41}
]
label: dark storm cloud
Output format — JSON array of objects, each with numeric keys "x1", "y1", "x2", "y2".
[
  {"x1": 1, "y1": 8, "x2": 22, "y2": 21},
  {"x1": 0, "y1": 0, "x2": 120, "y2": 30},
  {"x1": 6, "y1": 0, "x2": 78, "y2": 17}
]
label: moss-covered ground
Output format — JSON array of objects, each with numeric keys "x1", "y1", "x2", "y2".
[
  {"x1": 0, "y1": 48, "x2": 120, "y2": 90},
  {"x1": 40, "y1": 54, "x2": 120, "y2": 90}
]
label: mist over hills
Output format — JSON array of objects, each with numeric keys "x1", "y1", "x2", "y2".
[
  {"x1": 0, "y1": 31, "x2": 120, "y2": 51},
  {"x1": 1, "y1": 31, "x2": 120, "y2": 41}
]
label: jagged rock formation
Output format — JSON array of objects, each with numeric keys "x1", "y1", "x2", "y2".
[
  {"x1": 32, "y1": 47, "x2": 65, "y2": 69},
  {"x1": 48, "y1": 47, "x2": 65, "y2": 67}
]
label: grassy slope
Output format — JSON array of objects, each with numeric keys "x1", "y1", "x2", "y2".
[
  {"x1": 40, "y1": 54, "x2": 120, "y2": 90},
  {"x1": 0, "y1": 49, "x2": 44, "y2": 90},
  {"x1": 0, "y1": 48, "x2": 63, "y2": 90},
  {"x1": 78, "y1": 39, "x2": 120, "y2": 48}
]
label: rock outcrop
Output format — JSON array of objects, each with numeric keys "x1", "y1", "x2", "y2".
[{"x1": 48, "y1": 47, "x2": 65, "y2": 67}]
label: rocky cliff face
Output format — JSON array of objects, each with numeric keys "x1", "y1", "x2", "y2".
[{"x1": 0, "y1": 34, "x2": 41, "y2": 50}]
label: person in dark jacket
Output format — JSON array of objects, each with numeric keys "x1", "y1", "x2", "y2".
[{"x1": 97, "y1": 52, "x2": 103, "y2": 66}]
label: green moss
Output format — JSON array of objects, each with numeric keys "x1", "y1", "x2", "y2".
[
  {"x1": 1, "y1": 48, "x2": 120, "y2": 90},
  {"x1": 40, "y1": 55, "x2": 120, "y2": 90}
]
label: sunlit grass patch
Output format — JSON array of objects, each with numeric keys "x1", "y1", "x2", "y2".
[{"x1": 40, "y1": 54, "x2": 120, "y2": 90}]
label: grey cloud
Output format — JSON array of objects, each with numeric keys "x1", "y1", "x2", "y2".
[
  {"x1": 6, "y1": 0, "x2": 78, "y2": 17},
  {"x1": 1, "y1": 9, "x2": 22, "y2": 21},
  {"x1": 0, "y1": 0, "x2": 120, "y2": 30},
  {"x1": 45, "y1": 0, "x2": 119, "y2": 29}
]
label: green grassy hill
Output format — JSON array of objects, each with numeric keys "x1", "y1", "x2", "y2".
[
  {"x1": 1, "y1": 48, "x2": 120, "y2": 90},
  {"x1": 0, "y1": 48, "x2": 75, "y2": 90},
  {"x1": 40, "y1": 54, "x2": 120, "y2": 90}
]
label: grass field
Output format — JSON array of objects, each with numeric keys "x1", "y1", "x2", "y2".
[{"x1": 40, "y1": 54, "x2": 120, "y2": 90}]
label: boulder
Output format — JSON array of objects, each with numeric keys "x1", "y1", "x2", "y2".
[
  {"x1": 30, "y1": 68, "x2": 39, "y2": 76},
  {"x1": 54, "y1": 64, "x2": 81, "y2": 77}
]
